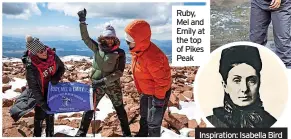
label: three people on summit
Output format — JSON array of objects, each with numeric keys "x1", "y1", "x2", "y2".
[{"x1": 11, "y1": 8, "x2": 172, "y2": 137}]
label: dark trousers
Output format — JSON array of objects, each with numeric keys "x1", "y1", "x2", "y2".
[
  {"x1": 75, "y1": 86, "x2": 131, "y2": 137},
  {"x1": 250, "y1": 0, "x2": 291, "y2": 68},
  {"x1": 137, "y1": 89, "x2": 171, "y2": 137},
  {"x1": 33, "y1": 106, "x2": 54, "y2": 137}
]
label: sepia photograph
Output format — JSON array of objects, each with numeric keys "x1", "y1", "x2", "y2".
[{"x1": 195, "y1": 42, "x2": 288, "y2": 128}]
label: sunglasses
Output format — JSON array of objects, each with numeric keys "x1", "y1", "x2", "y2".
[
  {"x1": 126, "y1": 40, "x2": 131, "y2": 45},
  {"x1": 104, "y1": 37, "x2": 115, "y2": 40},
  {"x1": 37, "y1": 48, "x2": 47, "y2": 54}
]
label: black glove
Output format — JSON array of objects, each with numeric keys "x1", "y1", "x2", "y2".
[
  {"x1": 92, "y1": 78, "x2": 106, "y2": 89},
  {"x1": 40, "y1": 103, "x2": 51, "y2": 112},
  {"x1": 50, "y1": 80, "x2": 59, "y2": 85},
  {"x1": 77, "y1": 8, "x2": 87, "y2": 22},
  {"x1": 50, "y1": 76, "x2": 60, "y2": 85},
  {"x1": 152, "y1": 96, "x2": 165, "y2": 108}
]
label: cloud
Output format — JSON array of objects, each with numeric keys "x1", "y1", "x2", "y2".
[
  {"x1": 47, "y1": 2, "x2": 181, "y2": 26},
  {"x1": 3, "y1": 3, "x2": 177, "y2": 40},
  {"x1": 46, "y1": 2, "x2": 182, "y2": 40},
  {"x1": 3, "y1": 3, "x2": 41, "y2": 20},
  {"x1": 92, "y1": 19, "x2": 172, "y2": 40}
]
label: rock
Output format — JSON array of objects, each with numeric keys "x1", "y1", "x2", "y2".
[
  {"x1": 3, "y1": 71, "x2": 11, "y2": 75},
  {"x1": 3, "y1": 67, "x2": 13, "y2": 71},
  {"x1": 14, "y1": 88, "x2": 22, "y2": 93},
  {"x1": 172, "y1": 72, "x2": 187, "y2": 79},
  {"x1": 21, "y1": 86, "x2": 27, "y2": 92},
  {"x1": 176, "y1": 78, "x2": 186, "y2": 84},
  {"x1": 171, "y1": 113, "x2": 189, "y2": 126},
  {"x1": 68, "y1": 76, "x2": 76, "y2": 82},
  {"x1": 62, "y1": 79, "x2": 70, "y2": 82},
  {"x1": 101, "y1": 128, "x2": 120, "y2": 137},
  {"x1": 2, "y1": 108, "x2": 14, "y2": 130},
  {"x1": 128, "y1": 110, "x2": 138, "y2": 123},
  {"x1": 2, "y1": 84, "x2": 12, "y2": 93},
  {"x1": 186, "y1": 75, "x2": 195, "y2": 83},
  {"x1": 68, "y1": 66, "x2": 75, "y2": 71},
  {"x1": 164, "y1": 112, "x2": 186, "y2": 130},
  {"x1": 63, "y1": 72, "x2": 70, "y2": 78},
  {"x1": 26, "y1": 117, "x2": 34, "y2": 128},
  {"x1": 199, "y1": 119, "x2": 206, "y2": 128},
  {"x1": 23, "y1": 111, "x2": 35, "y2": 118},
  {"x1": 77, "y1": 73, "x2": 89, "y2": 80},
  {"x1": 188, "y1": 119, "x2": 198, "y2": 129},
  {"x1": 188, "y1": 131, "x2": 195, "y2": 137},
  {"x1": 3, "y1": 99, "x2": 14, "y2": 107},
  {"x1": 171, "y1": 83, "x2": 180, "y2": 90},
  {"x1": 121, "y1": 76, "x2": 133, "y2": 83},
  {"x1": 130, "y1": 122, "x2": 140, "y2": 133},
  {"x1": 2, "y1": 75, "x2": 10, "y2": 84},
  {"x1": 18, "y1": 117, "x2": 34, "y2": 128},
  {"x1": 175, "y1": 85, "x2": 193, "y2": 92},
  {"x1": 68, "y1": 119, "x2": 81, "y2": 128},
  {"x1": 3, "y1": 63, "x2": 8, "y2": 67},
  {"x1": 55, "y1": 119, "x2": 70, "y2": 125},
  {"x1": 168, "y1": 93, "x2": 180, "y2": 108},
  {"x1": 58, "y1": 115, "x2": 69, "y2": 120},
  {"x1": 70, "y1": 113, "x2": 82, "y2": 118},
  {"x1": 3, "y1": 127, "x2": 33, "y2": 137},
  {"x1": 162, "y1": 120, "x2": 169, "y2": 128},
  {"x1": 177, "y1": 93, "x2": 188, "y2": 102},
  {"x1": 87, "y1": 120, "x2": 102, "y2": 134},
  {"x1": 183, "y1": 91, "x2": 194, "y2": 100},
  {"x1": 11, "y1": 70, "x2": 21, "y2": 75},
  {"x1": 123, "y1": 97, "x2": 135, "y2": 105}
]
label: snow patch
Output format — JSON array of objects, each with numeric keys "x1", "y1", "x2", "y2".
[
  {"x1": 95, "y1": 95, "x2": 115, "y2": 121},
  {"x1": 2, "y1": 78, "x2": 27, "y2": 100},
  {"x1": 180, "y1": 128, "x2": 195, "y2": 137},
  {"x1": 2, "y1": 58, "x2": 22, "y2": 62},
  {"x1": 61, "y1": 55, "x2": 92, "y2": 62},
  {"x1": 55, "y1": 112, "x2": 83, "y2": 120},
  {"x1": 56, "y1": 95, "x2": 114, "y2": 122},
  {"x1": 65, "y1": 64, "x2": 74, "y2": 68},
  {"x1": 41, "y1": 125, "x2": 101, "y2": 137},
  {"x1": 169, "y1": 101, "x2": 201, "y2": 123}
]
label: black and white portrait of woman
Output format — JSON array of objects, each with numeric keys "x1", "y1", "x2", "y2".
[{"x1": 195, "y1": 42, "x2": 288, "y2": 128}]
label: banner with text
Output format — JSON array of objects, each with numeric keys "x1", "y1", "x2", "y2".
[{"x1": 47, "y1": 82, "x2": 93, "y2": 113}]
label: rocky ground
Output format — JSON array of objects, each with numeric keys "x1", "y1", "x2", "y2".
[
  {"x1": 2, "y1": 58, "x2": 205, "y2": 137},
  {"x1": 210, "y1": 0, "x2": 275, "y2": 52}
]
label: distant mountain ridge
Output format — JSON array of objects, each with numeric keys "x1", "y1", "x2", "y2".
[{"x1": 2, "y1": 36, "x2": 172, "y2": 63}]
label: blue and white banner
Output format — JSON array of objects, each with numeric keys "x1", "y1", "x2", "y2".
[{"x1": 47, "y1": 82, "x2": 93, "y2": 113}]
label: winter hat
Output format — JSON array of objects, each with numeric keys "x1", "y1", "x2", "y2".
[
  {"x1": 102, "y1": 25, "x2": 116, "y2": 37},
  {"x1": 219, "y1": 45, "x2": 262, "y2": 82},
  {"x1": 26, "y1": 35, "x2": 46, "y2": 55},
  {"x1": 125, "y1": 32, "x2": 135, "y2": 43}
]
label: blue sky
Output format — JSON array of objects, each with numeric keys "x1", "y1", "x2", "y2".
[{"x1": 2, "y1": 2, "x2": 188, "y2": 41}]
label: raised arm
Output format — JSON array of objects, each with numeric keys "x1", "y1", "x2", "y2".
[{"x1": 78, "y1": 8, "x2": 99, "y2": 52}]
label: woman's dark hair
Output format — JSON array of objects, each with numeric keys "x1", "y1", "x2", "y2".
[{"x1": 219, "y1": 45, "x2": 262, "y2": 83}]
